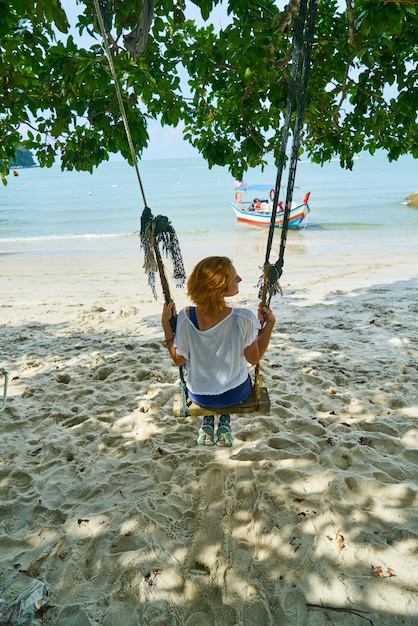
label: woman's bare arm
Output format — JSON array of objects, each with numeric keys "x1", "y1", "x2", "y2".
[
  {"x1": 161, "y1": 302, "x2": 187, "y2": 366},
  {"x1": 244, "y1": 304, "x2": 275, "y2": 365}
]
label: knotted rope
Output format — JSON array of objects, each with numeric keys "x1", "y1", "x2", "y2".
[
  {"x1": 255, "y1": 0, "x2": 318, "y2": 405},
  {"x1": 93, "y1": 0, "x2": 189, "y2": 415}
]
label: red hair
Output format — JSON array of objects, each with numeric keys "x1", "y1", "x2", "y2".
[{"x1": 187, "y1": 256, "x2": 233, "y2": 315}]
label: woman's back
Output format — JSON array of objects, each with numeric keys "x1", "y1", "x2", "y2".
[{"x1": 175, "y1": 306, "x2": 259, "y2": 397}]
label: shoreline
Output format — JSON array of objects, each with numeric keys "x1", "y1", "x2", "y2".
[
  {"x1": 1, "y1": 220, "x2": 418, "y2": 254},
  {"x1": 2, "y1": 245, "x2": 417, "y2": 305},
  {"x1": 1, "y1": 246, "x2": 417, "y2": 624}
]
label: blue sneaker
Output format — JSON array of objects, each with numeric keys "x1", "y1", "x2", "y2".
[
  {"x1": 197, "y1": 415, "x2": 215, "y2": 446},
  {"x1": 216, "y1": 415, "x2": 232, "y2": 447}
]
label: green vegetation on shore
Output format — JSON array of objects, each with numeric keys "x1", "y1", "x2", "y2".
[
  {"x1": 1, "y1": 147, "x2": 36, "y2": 184},
  {"x1": 9, "y1": 147, "x2": 36, "y2": 168}
]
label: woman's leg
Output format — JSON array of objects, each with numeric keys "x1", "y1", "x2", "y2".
[
  {"x1": 216, "y1": 414, "x2": 232, "y2": 447},
  {"x1": 197, "y1": 415, "x2": 215, "y2": 445}
]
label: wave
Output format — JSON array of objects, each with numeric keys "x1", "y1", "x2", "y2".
[{"x1": 0, "y1": 232, "x2": 137, "y2": 244}]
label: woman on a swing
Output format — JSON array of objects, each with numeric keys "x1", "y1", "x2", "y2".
[{"x1": 161, "y1": 256, "x2": 275, "y2": 447}]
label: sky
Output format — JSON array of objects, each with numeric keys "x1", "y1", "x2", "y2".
[{"x1": 60, "y1": 0, "x2": 231, "y2": 160}]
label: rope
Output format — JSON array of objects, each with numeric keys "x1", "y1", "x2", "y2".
[
  {"x1": 92, "y1": 0, "x2": 317, "y2": 415},
  {"x1": 92, "y1": 0, "x2": 148, "y2": 206},
  {"x1": 263, "y1": 0, "x2": 310, "y2": 273},
  {"x1": 275, "y1": 0, "x2": 318, "y2": 281},
  {"x1": 92, "y1": 0, "x2": 190, "y2": 416},
  {"x1": 254, "y1": 0, "x2": 318, "y2": 406},
  {"x1": 260, "y1": 0, "x2": 317, "y2": 297},
  {"x1": 0, "y1": 368, "x2": 9, "y2": 412}
]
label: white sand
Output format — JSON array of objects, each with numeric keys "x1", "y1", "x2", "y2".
[{"x1": 1, "y1": 247, "x2": 417, "y2": 625}]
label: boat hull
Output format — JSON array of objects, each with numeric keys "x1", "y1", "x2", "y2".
[{"x1": 231, "y1": 202, "x2": 310, "y2": 228}]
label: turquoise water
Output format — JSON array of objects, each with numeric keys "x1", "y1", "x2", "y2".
[{"x1": 1, "y1": 151, "x2": 417, "y2": 257}]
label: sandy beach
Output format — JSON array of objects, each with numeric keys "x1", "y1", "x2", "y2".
[{"x1": 1, "y1": 245, "x2": 417, "y2": 625}]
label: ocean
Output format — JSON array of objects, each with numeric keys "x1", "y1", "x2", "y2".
[{"x1": 1, "y1": 151, "x2": 417, "y2": 262}]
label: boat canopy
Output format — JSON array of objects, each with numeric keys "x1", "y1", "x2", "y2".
[
  {"x1": 234, "y1": 183, "x2": 301, "y2": 192},
  {"x1": 233, "y1": 183, "x2": 273, "y2": 191}
]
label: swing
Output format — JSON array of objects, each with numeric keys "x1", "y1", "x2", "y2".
[
  {"x1": 93, "y1": 0, "x2": 317, "y2": 418},
  {"x1": 173, "y1": 385, "x2": 270, "y2": 418},
  {"x1": 176, "y1": 0, "x2": 317, "y2": 417}
]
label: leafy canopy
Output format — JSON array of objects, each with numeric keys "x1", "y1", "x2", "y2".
[{"x1": 1, "y1": 0, "x2": 417, "y2": 183}]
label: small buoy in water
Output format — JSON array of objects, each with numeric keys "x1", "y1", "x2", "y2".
[{"x1": 13, "y1": 170, "x2": 19, "y2": 177}]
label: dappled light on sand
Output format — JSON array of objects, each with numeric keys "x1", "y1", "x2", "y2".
[{"x1": 1, "y1": 252, "x2": 417, "y2": 625}]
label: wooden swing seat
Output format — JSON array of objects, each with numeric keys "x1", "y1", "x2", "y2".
[{"x1": 173, "y1": 386, "x2": 270, "y2": 417}]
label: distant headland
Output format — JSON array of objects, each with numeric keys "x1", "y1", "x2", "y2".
[{"x1": 9, "y1": 147, "x2": 36, "y2": 168}]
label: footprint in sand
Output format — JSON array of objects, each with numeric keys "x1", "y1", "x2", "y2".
[
  {"x1": 202, "y1": 466, "x2": 225, "y2": 510},
  {"x1": 272, "y1": 405, "x2": 293, "y2": 419},
  {"x1": 235, "y1": 484, "x2": 257, "y2": 523},
  {"x1": 403, "y1": 448, "x2": 418, "y2": 465},
  {"x1": 187, "y1": 466, "x2": 225, "y2": 576},
  {"x1": 242, "y1": 600, "x2": 272, "y2": 625},
  {"x1": 142, "y1": 600, "x2": 176, "y2": 625},
  {"x1": 279, "y1": 588, "x2": 308, "y2": 624},
  {"x1": 238, "y1": 426, "x2": 263, "y2": 443},
  {"x1": 232, "y1": 465, "x2": 258, "y2": 527},
  {"x1": 185, "y1": 609, "x2": 216, "y2": 626}
]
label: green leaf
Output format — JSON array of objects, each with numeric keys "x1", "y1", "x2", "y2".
[{"x1": 0, "y1": 0, "x2": 417, "y2": 177}]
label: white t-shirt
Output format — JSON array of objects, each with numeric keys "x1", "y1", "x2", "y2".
[{"x1": 174, "y1": 307, "x2": 260, "y2": 396}]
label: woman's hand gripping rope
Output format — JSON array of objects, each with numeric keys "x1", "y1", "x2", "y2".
[
  {"x1": 162, "y1": 302, "x2": 186, "y2": 367},
  {"x1": 162, "y1": 301, "x2": 177, "y2": 338},
  {"x1": 253, "y1": 302, "x2": 276, "y2": 407}
]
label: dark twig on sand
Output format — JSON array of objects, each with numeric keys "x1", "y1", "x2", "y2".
[{"x1": 305, "y1": 603, "x2": 374, "y2": 625}]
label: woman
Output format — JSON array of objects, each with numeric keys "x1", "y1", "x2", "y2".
[{"x1": 162, "y1": 256, "x2": 275, "y2": 447}]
